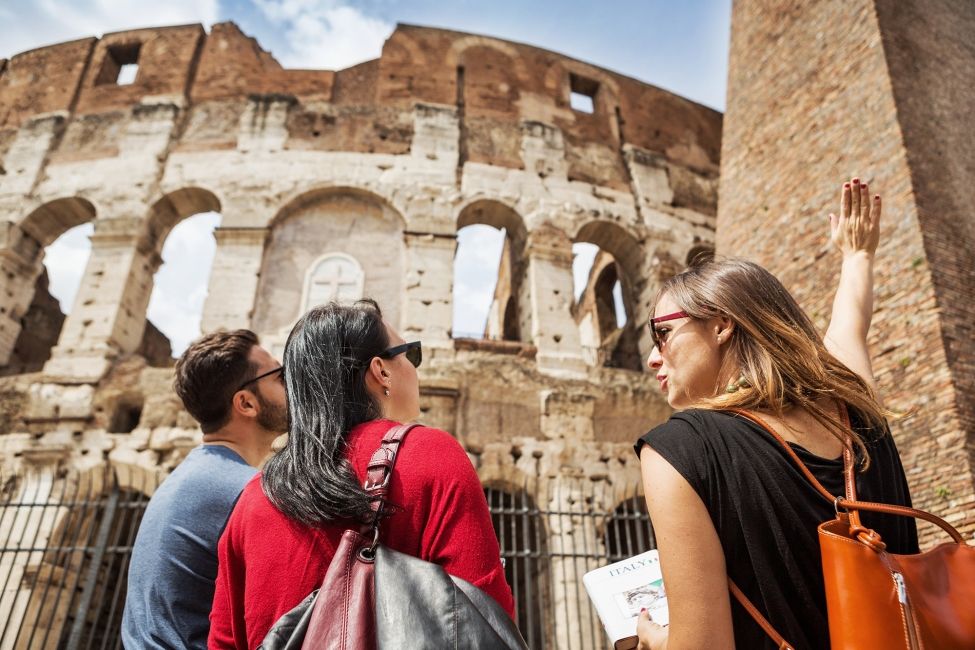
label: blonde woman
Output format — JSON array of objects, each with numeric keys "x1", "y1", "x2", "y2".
[{"x1": 635, "y1": 179, "x2": 918, "y2": 650}]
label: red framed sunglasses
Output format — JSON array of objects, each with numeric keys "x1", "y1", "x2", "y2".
[{"x1": 648, "y1": 311, "x2": 689, "y2": 350}]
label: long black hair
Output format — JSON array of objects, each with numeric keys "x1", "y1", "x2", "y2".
[{"x1": 262, "y1": 299, "x2": 389, "y2": 526}]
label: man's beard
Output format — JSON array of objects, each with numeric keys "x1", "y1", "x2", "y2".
[{"x1": 254, "y1": 390, "x2": 289, "y2": 434}]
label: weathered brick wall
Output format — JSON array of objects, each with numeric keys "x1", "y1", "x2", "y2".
[{"x1": 719, "y1": 0, "x2": 974, "y2": 544}]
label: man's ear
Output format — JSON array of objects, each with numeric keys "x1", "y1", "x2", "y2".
[{"x1": 232, "y1": 389, "x2": 259, "y2": 419}]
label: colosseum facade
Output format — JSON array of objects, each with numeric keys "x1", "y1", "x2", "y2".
[{"x1": 0, "y1": 21, "x2": 719, "y2": 649}]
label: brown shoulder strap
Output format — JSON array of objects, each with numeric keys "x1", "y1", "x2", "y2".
[
  {"x1": 728, "y1": 580, "x2": 794, "y2": 650},
  {"x1": 727, "y1": 408, "x2": 851, "y2": 504},
  {"x1": 363, "y1": 423, "x2": 421, "y2": 525}
]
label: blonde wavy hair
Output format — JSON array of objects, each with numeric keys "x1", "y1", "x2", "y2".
[{"x1": 656, "y1": 258, "x2": 886, "y2": 467}]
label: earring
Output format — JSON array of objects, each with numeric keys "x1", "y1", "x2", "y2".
[
  {"x1": 726, "y1": 375, "x2": 751, "y2": 393},
  {"x1": 383, "y1": 388, "x2": 390, "y2": 397}
]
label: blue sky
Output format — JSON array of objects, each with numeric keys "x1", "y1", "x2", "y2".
[{"x1": 0, "y1": 0, "x2": 730, "y2": 353}]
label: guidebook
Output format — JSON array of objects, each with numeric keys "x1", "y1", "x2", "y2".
[{"x1": 583, "y1": 549, "x2": 668, "y2": 650}]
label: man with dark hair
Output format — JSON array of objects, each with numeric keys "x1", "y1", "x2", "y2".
[{"x1": 122, "y1": 329, "x2": 287, "y2": 650}]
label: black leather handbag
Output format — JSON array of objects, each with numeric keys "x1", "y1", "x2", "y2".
[{"x1": 259, "y1": 424, "x2": 528, "y2": 650}]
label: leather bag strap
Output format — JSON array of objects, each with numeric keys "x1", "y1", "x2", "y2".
[
  {"x1": 362, "y1": 423, "x2": 421, "y2": 535},
  {"x1": 728, "y1": 580, "x2": 794, "y2": 650}
]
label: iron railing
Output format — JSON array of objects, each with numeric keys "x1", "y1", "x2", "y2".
[
  {"x1": 0, "y1": 466, "x2": 156, "y2": 650},
  {"x1": 486, "y1": 480, "x2": 655, "y2": 650},
  {"x1": 0, "y1": 466, "x2": 650, "y2": 650}
]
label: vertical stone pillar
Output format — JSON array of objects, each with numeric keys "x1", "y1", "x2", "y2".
[
  {"x1": 525, "y1": 225, "x2": 587, "y2": 377},
  {"x1": 0, "y1": 223, "x2": 44, "y2": 365},
  {"x1": 43, "y1": 218, "x2": 160, "y2": 383},
  {"x1": 402, "y1": 232, "x2": 455, "y2": 350},
  {"x1": 200, "y1": 227, "x2": 268, "y2": 333}
]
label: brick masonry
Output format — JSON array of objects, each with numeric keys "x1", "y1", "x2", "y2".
[{"x1": 719, "y1": 0, "x2": 975, "y2": 546}]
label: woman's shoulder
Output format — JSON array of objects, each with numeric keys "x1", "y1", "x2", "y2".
[{"x1": 643, "y1": 408, "x2": 742, "y2": 440}]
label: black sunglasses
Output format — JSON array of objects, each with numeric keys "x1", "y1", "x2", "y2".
[
  {"x1": 237, "y1": 366, "x2": 283, "y2": 392},
  {"x1": 378, "y1": 341, "x2": 422, "y2": 368}
]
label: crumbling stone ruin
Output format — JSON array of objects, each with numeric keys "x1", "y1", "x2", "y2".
[{"x1": 0, "y1": 21, "x2": 718, "y2": 648}]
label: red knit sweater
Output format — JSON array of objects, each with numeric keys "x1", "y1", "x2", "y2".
[{"x1": 208, "y1": 420, "x2": 515, "y2": 649}]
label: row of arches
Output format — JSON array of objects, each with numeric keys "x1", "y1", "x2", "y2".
[{"x1": 0, "y1": 186, "x2": 711, "y2": 379}]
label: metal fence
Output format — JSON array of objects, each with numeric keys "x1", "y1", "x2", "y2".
[
  {"x1": 486, "y1": 480, "x2": 655, "y2": 650},
  {"x1": 0, "y1": 467, "x2": 650, "y2": 650},
  {"x1": 0, "y1": 467, "x2": 155, "y2": 650}
]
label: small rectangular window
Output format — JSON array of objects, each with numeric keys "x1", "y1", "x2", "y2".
[
  {"x1": 95, "y1": 43, "x2": 141, "y2": 86},
  {"x1": 116, "y1": 63, "x2": 139, "y2": 85},
  {"x1": 569, "y1": 73, "x2": 599, "y2": 114}
]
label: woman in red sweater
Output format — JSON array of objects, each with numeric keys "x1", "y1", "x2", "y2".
[{"x1": 209, "y1": 300, "x2": 514, "y2": 649}]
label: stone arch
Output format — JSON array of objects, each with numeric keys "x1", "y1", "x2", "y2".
[
  {"x1": 144, "y1": 187, "x2": 222, "y2": 255},
  {"x1": 572, "y1": 221, "x2": 645, "y2": 370},
  {"x1": 0, "y1": 197, "x2": 97, "y2": 368},
  {"x1": 455, "y1": 199, "x2": 529, "y2": 342},
  {"x1": 253, "y1": 187, "x2": 407, "y2": 354},
  {"x1": 17, "y1": 197, "x2": 97, "y2": 253},
  {"x1": 445, "y1": 37, "x2": 530, "y2": 85}
]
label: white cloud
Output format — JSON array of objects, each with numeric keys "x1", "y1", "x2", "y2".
[
  {"x1": 253, "y1": 0, "x2": 392, "y2": 69},
  {"x1": 1, "y1": 0, "x2": 219, "y2": 58},
  {"x1": 146, "y1": 212, "x2": 221, "y2": 356}
]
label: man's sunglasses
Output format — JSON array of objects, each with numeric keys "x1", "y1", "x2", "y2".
[
  {"x1": 378, "y1": 341, "x2": 422, "y2": 368},
  {"x1": 648, "y1": 311, "x2": 689, "y2": 350},
  {"x1": 237, "y1": 366, "x2": 283, "y2": 392}
]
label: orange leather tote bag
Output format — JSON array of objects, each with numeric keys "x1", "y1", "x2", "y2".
[{"x1": 727, "y1": 409, "x2": 975, "y2": 650}]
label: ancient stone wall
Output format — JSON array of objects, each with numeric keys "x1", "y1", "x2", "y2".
[
  {"x1": 719, "y1": 0, "x2": 975, "y2": 544},
  {"x1": 0, "y1": 22, "x2": 718, "y2": 648}
]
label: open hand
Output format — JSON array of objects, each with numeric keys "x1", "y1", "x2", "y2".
[
  {"x1": 830, "y1": 177, "x2": 881, "y2": 257},
  {"x1": 636, "y1": 608, "x2": 669, "y2": 650}
]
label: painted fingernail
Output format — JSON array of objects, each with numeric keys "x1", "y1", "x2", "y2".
[
  {"x1": 852, "y1": 178, "x2": 859, "y2": 184},
  {"x1": 641, "y1": 608, "x2": 647, "y2": 613},
  {"x1": 844, "y1": 183, "x2": 850, "y2": 188},
  {"x1": 875, "y1": 194, "x2": 881, "y2": 199}
]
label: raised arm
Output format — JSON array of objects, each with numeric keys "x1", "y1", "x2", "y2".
[{"x1": 823, "y1": 177, "x2": 882, "y2": 397}]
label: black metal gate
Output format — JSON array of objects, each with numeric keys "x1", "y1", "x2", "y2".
[
  {"x1": 485, "y1": 480, "x2": 655, "y2": 650},
  {"x1": 0, "y1": 466, "x2": 155, "y2": 650}
]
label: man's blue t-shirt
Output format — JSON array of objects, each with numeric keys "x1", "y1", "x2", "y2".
[{"x1": 122, "y1": 444, "x2": 256, "y2": 649}]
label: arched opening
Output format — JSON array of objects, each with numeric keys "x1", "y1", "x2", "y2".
[
  {"x1": 604, "y1": 495, "x2": 655, "y2": 561},
  {"x1": 0, "y1": 198, "x2": 96, "y2": 374},
  {"x1": 252, "y1": 188, "x2": 405, "y2": 358},
  {"x1": 145, "y1": 210, "x2": 221, "y2": 360},
  {"x1": 453, "y1": 200, "x2": 528, "y2": 342},
  {"x1": 572, "y1": 222, "x2": 644, "y2": 371},
  {"x1": 483, "y1": 485, "x2": 549, "y2": 648},
  {"x1": 131, "y1": 188, "x2": 224, "y2": 362}
]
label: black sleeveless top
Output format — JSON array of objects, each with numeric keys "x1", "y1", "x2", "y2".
[{"x1": 635, "y1": 409, "x2": 918, "y2": 650}]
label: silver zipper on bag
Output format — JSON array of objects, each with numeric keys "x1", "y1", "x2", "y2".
[{"x1": 892, "y1": 572, "x2": 920, "y2": 650}]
